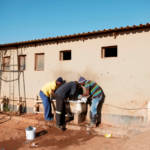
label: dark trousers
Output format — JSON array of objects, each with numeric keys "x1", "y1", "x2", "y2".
[{"x1": 55, "y1": 94, "x2": 66, "y2": 126}]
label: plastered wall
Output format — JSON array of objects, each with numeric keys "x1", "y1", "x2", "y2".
[{"x1": 0, "y1": 30, "x2": 150, "y2": 117}]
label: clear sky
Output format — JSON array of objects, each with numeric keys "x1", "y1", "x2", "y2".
[{"x1": 0, "y1": 0, "x2": 150, "y2": 44}]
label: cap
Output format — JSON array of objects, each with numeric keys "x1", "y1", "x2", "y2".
[
  {"x1": 78, "y1": 76, "x2": 86, "y2": 83},
  {"x1": 56, "y1": 77, "x2": 64, "y2": 83}
]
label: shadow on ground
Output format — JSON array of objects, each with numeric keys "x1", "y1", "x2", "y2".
[
  {"x1": 36, "y1": 127, "x2": 95, "y2": 149},
  {"x1": 0, "y1": 138, "x2": 24, "y2": 150}
]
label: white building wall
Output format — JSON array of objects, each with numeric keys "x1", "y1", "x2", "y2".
[{"x1": 0, "y1": 30, "x2": 150, "y2": 117}]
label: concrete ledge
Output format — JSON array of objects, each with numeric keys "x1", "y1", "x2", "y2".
[
  {"x1": 102, "y1": 113, "x2": 147, "y2": 127},
  {"x1": 2, "y1": 99, "x2": 148, "y2": 127}
]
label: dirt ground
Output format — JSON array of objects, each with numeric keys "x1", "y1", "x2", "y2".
[{"x1": 0, "y1": 113, "x2": 150, "y2": 150}]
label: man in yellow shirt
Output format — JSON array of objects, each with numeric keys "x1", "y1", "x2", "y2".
[{"x1": 39, "y1": 77, "x2": 64, "y2": 121}]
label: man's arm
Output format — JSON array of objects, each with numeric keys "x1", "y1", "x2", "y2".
[
  {"x1": 69, "y1": 83, "x2": 77, "y2": 99},
  {"x1": 83, "y1": 82, "x2": 90, "y2": 96},
  {"x1": 83, "y1": 88, "x2": 89, "y2": 96},
  {"x1": 50, "y1": 90, "x2": 55, "y2": 100},
  {"x1": 70, "y1": 83, "x2": 77, "y2": 96}
]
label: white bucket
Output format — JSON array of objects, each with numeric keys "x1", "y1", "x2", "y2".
[{"x1": 25, "y1": 126, "x2": 36, "y2": 140}]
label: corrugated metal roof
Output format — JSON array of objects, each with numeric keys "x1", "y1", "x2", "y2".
[{"x1": 0, "y1": 23, "x2": 150, "y2": 49}]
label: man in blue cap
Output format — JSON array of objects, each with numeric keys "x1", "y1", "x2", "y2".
[
  {"x1": 39, "y1": 77, "x2": 64, "y2": 123},
  {"x1": 78, "y1": 76, "x2": 105, "y2": 127}
]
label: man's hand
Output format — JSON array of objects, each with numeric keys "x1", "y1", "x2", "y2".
[
  {"x1": 69, "y1": 94, "x2": 75, "y2": 100},
  {"x1": 51, "y1": 90, "x2": 55, "y2": 98},
  {"x1": 83, "y1": 88, "x2": 89, "y2": 96}
]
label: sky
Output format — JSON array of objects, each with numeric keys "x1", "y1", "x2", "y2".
[{"x1": 0, "y1": 0, "x2": 150, "y2": 44}]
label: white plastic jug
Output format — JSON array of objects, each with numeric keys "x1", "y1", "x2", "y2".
[{"x1": 25, "y1": 126, "x2": 36, "y2": 140}]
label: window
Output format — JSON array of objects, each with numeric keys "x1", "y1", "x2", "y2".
[
  {"x1": 18, "y1": 55, "x2": 26, "y2": 71},
  {"x1": 3, "y1": 56, "x2": 10, "y2": 71},
  {"x1": 60, "y1": 50, "x2": 71, "y2": 61},
  {"x1": 101, "y1": 46, "x2": 117, "y2": 58},
  {"x1": 35, "y1": 53, "x2": 44, "y2": 71}
]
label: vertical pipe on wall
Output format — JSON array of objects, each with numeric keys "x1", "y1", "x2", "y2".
[
  {"x1": 0, "y1": 51, "x2": 2, "y2": 98},
  {"x1": 8, "y1": 50, "x2": 11, "y2": 100},
  {"x1": 22, "y1": 47, "x2": 26, "y2": 112},
  {"x1": 12, "y1": 49, "x2": 15, "y2": 111},
  {"x1": 17, "y1": 47, "x2": 21, "y2": 100}
]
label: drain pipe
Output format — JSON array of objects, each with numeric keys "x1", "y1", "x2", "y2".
[
  {"x1": 0, "y1": 101, "x2": 4, "y2": 112},
  {"x1": 33, "y1": 96, "x2": 39, "y2": 113},
  {"x1": 16, "y1": 102, "x2": 21, "y2": 113},
  {"x1": 17, "y1": 97, "x2": 22, "y2": 114},
  {"x1": 147, "y1": 101, "x2": 150, "y2": 122},
  {"x1": 0, "y1": 96, "x2": 5, "y2": 112}
]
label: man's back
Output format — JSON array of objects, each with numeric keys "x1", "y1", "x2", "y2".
[
  {"x1": 84, "y1": 80, "x2": 103, "y2": 98},
  {"x1": 41, "y1": 81, "x2": 56, "y2": 97},
  {"x1": 55, "y1": 81, "x2": 76, "y2": 98}
]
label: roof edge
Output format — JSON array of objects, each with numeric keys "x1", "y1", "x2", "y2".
[{"x1": 0, "y1": 23, "x2": 150, "y2": 49}]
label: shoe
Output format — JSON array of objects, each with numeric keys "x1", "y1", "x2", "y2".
[
  {"x1": 43, "y1": 121, "x2": 51, "y2": 129},
  {"x1": 56, "y1": 124, "x2": 66, "y2": 131},
  {"x1": 88, "y1": 122, "x2": 96, "y2": 128},
  {"x1": 45, "y1": 120, "x2": 52, "y2": 127}
]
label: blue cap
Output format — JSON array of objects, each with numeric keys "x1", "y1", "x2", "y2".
[
  {"x1": 78, "y1": 77, "x2": 86, "y2": 83},
  {"x1": 56, "y1": 77, "x2": 63, "y2": 83}
]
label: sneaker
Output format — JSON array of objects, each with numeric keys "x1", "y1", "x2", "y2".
[
  {"x1": 45, "y1": 121, "x2": 51, "y2": 127},
  {"x1": 56, "y1": 124, "x2": 66, "y2": 131},
  {"x1": 88, "y1": 122, "x2": 96, "y2": 128}
]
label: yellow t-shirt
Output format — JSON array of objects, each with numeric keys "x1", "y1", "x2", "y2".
[{"x1": 41, "y1": 81, "x2": 56, "y2": 97}]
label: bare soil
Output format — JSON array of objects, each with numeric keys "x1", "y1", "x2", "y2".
[{"x1": 0, "y1": 113, "x2": 150, "y2": 150}]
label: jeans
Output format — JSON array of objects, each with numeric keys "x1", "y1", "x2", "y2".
[
  {"x1": 90, "y1": 94, "x2": 103, "y2": 123},
  {"x1": 39, "y1": 91, "x2": 53, "y2": 121}
]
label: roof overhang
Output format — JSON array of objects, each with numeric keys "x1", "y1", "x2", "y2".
[{"x1": 0, "y1": 23, "x2": 150, "y2": 50}]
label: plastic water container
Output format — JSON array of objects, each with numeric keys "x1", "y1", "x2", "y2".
[{"x1": 25, "y1": 126, "x2": 36, "y2": 140}]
